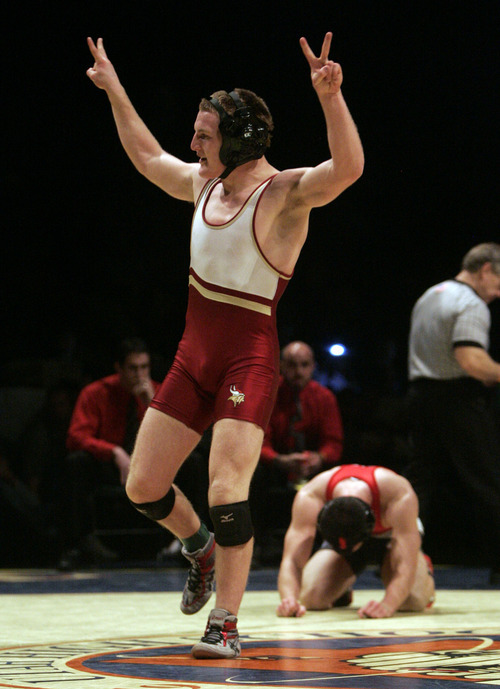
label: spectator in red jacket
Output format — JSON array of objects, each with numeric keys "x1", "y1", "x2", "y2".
[
  {"x1": 251, "y1": 341, "x2": 343, "y2": 564},
  {"x1": 261, "y1": 341, "x2": 343, "y2": 480},
  {"x1": 59, "y1": 337, "x2": 160, "y2": 569}
]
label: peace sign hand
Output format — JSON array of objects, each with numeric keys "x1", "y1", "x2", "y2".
[
  {"x1": 299, "y1": 32, "x2": 343, "y2": 96},
  {"x1": 86, "y1": 37, "x2": 119, "y2": 91}
]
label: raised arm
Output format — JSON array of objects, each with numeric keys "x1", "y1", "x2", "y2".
[
  {"x1": 294, "y1": 32, "x2": 364, "y2": 208},
  {"x1": 276, "y1": 488, "x2": 323, "y2": 617},
  {"x1": 86, "y1": 37, "x2": 196, "y2": 202}
]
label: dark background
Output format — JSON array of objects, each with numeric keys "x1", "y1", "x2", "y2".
[{"x1": 3, "y1": 0, "x2": 499, "y2": 388}]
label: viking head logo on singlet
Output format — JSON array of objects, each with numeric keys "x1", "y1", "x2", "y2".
[{"x1": 228, "y1": 385, "x2": 245, "y2": 407}]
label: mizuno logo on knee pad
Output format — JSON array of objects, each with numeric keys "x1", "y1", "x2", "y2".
[{"x1": 210, "y1": 501, "x2": 253, "y2": 546}]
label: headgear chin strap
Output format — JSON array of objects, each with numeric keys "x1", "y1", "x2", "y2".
[
  {"x1": 209, "y1": 90, "x2": 269, "y2": 179},
  {"x1": 317, "y1": 497, "x2": 375, "y2": 556}
]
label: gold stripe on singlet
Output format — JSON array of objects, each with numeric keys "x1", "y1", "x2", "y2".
[{"x1": 189, "y1": 275, "x2": 272, "y2": 316}]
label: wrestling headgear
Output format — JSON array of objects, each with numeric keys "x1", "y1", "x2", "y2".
[
  {"x1": 209, "y1": 90, "x2": 270, "y2": 179},
  {"x1": 317, "y1": 497, "x2": 375, "y2": 555}
]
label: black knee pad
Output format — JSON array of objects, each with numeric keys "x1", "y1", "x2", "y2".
[
  {"x1": 210, "y1": 500, "x2": 254, "y2": 546},
  {"x1": 129, "y1": 487, "x2": 175, "y2": 521}
]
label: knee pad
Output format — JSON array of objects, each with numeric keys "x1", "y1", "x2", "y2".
[
  {"x1": 210, "y1": 500, "x2": 253, "y2": 546},
  {"x1": 129, "y1": 487, "x2": 175, "y2": 521}
]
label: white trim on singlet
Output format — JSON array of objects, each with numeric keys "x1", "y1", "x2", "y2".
[{"x1": 190, "y1": 176, "x2": 290, "y2": 307}]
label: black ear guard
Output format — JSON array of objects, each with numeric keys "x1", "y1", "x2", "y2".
[
  {"x1": 209, "y1": 90, "x2": 269, "y2": 175},
  {"x1": 317, "y1": 497, "x2": 376, "y2": 555}
]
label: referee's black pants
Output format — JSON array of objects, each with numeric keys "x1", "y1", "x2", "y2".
[{"x1": 405, "y1": 377, "x2": 500, "y2": 568}]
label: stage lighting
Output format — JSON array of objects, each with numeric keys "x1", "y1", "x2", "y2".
[{"x1": 328, "y1": 343, "x2": 347, "y2": 357}]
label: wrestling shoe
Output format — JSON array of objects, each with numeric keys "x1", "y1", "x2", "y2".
[
  {"x1": 180, "y1": 533, "x2": 216, "y2": 615},
  {"x1": 191, "y1": 608, "x2": 241, "y2": 659}
]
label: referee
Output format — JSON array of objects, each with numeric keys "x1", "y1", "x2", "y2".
[{"x1": 405, "y1": 243, "x2": 500, "y2": 585}]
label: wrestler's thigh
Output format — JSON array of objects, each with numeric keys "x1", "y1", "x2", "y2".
[
  {"x1": 208, "y1": 418, "x2": 264, "y2": 504},
  {"x1": 128, "y1": 407, "x2": 201, "y2": 500},
  {"x1": 301, "y1": 548, "x2": 355, "y2": 608}
]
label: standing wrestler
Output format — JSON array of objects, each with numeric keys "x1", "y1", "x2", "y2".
[
  {"x1": 277, "y1": 464, "x2": 435, "y2": 618},
  {"x1": 86, "y1": 32, "x2": 363, "y2": 657}
]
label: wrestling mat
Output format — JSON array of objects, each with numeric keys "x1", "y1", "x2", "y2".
[{"x1": 1, "y1": 566, "x2": 499, "y2": 688}]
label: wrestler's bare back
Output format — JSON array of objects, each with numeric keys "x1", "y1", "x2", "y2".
[{"x1": 302, "y1": 466, "x2": 415, "y2": 531}]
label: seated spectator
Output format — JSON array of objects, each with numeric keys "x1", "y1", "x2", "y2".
[
  {"x1": 251, "y1": 341, "x2": 343, "y2": 563},
  {"x1": 58, "y1": 337, "x2": 160, "y2": 569}
]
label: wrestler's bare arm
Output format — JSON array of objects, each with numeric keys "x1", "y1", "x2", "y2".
[
  {"x1": 276, "y1": 521, "x2": 311, "y2": 618},
  {"x1": 86, "y1": 37, "x2": 197, "y2": 202},
  {"x1": 358, "y1": 491, "x2": 421, "y2": 618},
  {"x1": 257, "y1": 33, "x2": 364, "y2": 273},
  {"x1": 277, "y1": 479, "x2": 327, "y2": 617},
  {"x1": 290, "y1": 32, "x2": 364, "y2": 209}
]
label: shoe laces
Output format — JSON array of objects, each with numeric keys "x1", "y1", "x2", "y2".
[
  {"x1": 188, "y1": 549, "x2": 213, "y2": 583},
  {"x1": 186, "y1": 562, "x2": 203, "y2": 591},
  {"x1": 202, "y1": 623, "x2": 227, "y2": 645}
]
